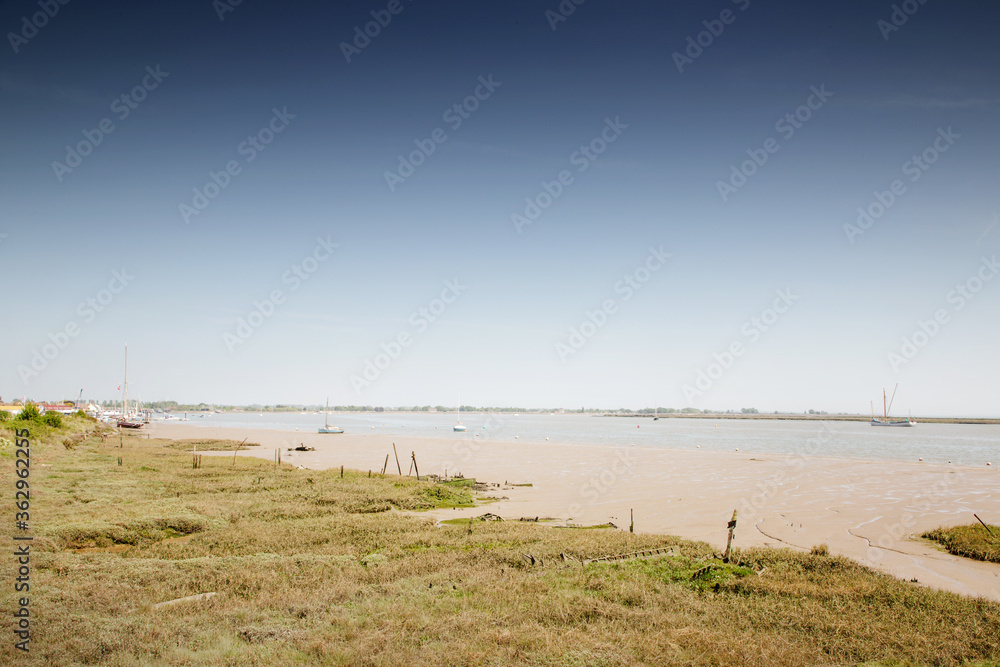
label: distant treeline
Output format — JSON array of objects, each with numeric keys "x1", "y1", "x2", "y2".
[{"x1": 127, "y1": 402, "x2": 830, "y2": 415}]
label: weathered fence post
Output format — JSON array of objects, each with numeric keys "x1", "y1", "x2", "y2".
[{"x1": 724, "y1": 509, "x2": 738, "y2": 562}]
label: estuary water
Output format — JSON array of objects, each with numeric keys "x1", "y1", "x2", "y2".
[{"x1": 177, "y1": 412, "x2": 998, "y2": 467}]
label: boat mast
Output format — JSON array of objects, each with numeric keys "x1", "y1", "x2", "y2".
[
  {"x1": 886, "y1": 383, "x2": 898, "y2": 420},
  {"x1": 325, "y1": 397, "x2": 330, "y2": 429},
  {"x1": 122, "y1": 345, "x2": 128, "y2": 420}
]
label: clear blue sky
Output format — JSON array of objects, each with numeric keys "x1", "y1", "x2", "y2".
[{"x1": 1, "y1": 0, "x2": 998, "y2": 416}]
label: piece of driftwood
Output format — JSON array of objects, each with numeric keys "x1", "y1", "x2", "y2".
[
  {"x1": 583, "y1": 545, "x2": 679, "y2": 566},
  {"x1": 151, "y1": 592, "x2": 216, "y2": 610},
  {"x1": 232, "y1": 437, "x2": 248, "y2": 466}
]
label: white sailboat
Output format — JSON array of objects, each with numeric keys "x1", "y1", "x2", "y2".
[
  {"x1": 117, "y1": 345, "x2": 144, "y2": 429},
  {"x1": 871, "y1": 384, "x2": 916, "y2": 427},
  {"x1": 453, "y1": 396, "x2": 466, "y2": 432},
  {"x1": 318, "y1": 398, "x2": 344, "y2": 434}
]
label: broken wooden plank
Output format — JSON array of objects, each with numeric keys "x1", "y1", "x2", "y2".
[{"x1": 151, "y1": 592, "x2": 216, "y2": 611}]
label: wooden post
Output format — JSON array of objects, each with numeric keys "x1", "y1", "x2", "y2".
[
  {"x1": 392, "y1": 443, "x2": 402, "y2": 476},
  {"x1": 368, "y1": 469, "x2": 371, "y2": 478},
  {"x1": 630, "y1": 509, "x2": 634, "y2": 533},
  {"x1": 232, "y1": 437, "x2": 248, "y2": 467},
  {"x1": 407, "y1": 457, "x2": 413, "y2": 476},
  {"x1": 412, "y1": 452, "x2": 420, "y2": 481},
  {"x1": 724, "y1": 510, "x2": 738, "y2": 562},
  {"x1": 382, "y1": 454, "x2": 389, "y2": 476},
  {"x1": 340, "y1": 465, "x2": 344, "y2": 478},
  {"x1": 975, "y1": 513, "x2": 995, "y2": 536}
]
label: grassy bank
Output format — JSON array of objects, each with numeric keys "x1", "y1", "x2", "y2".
[
  {"x1": 2, "y1": 422, "x2": 1000, "y2": 666},
  {"x1": 925, "y1": 523, "x2": 1000, "y2": 564}
]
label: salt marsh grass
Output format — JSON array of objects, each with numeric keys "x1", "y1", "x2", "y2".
[{"x1": 2, "y1": 420, "x2": 999, "y2": 665}]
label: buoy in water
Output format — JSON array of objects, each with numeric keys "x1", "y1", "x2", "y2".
[{"x1": 918, "y1": 458, "x2": 923, "y2": 462}]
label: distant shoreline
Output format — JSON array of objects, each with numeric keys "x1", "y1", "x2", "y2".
[
  {"x1": 134, "y1": 407, "x2": 1000, "y2": 426},
  {"x1": 603, "y1": 413, "x2": 1000, "y2": 425}
]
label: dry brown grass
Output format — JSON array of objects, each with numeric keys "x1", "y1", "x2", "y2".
[{"x1": 2, "y1": 422, "x2": 999, "y2": 666}]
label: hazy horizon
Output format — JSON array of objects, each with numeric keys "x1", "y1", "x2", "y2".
[{"x1": 3, "y1": 1, "x2": 998, "y2": 418}]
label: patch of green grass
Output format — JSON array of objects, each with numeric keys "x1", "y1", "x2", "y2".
[
  {"x1": 417, "y1": 482, "x2": 475, "y2": 509},
  {"x1": 438, "y1": 477, "x2": 477, "y2": 487},
  {"x1": 438, "y1": 514, "x2": 504, "y2": 527},
  {"x1": 164, "y1": 438, "x2": 261, "y2": 451},
  {"x1": 608, "y1": 554, "x2": 753, "y2": 592},
  {"x1": 49, "y1": 514, "x2": 211, "y2": 549},
  {"x1": 924, "y1": 524, "x2": 1000, "y2": 563},
  {"x1": 439, "y1": 518, "x2": 473, "y2": 526}
]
